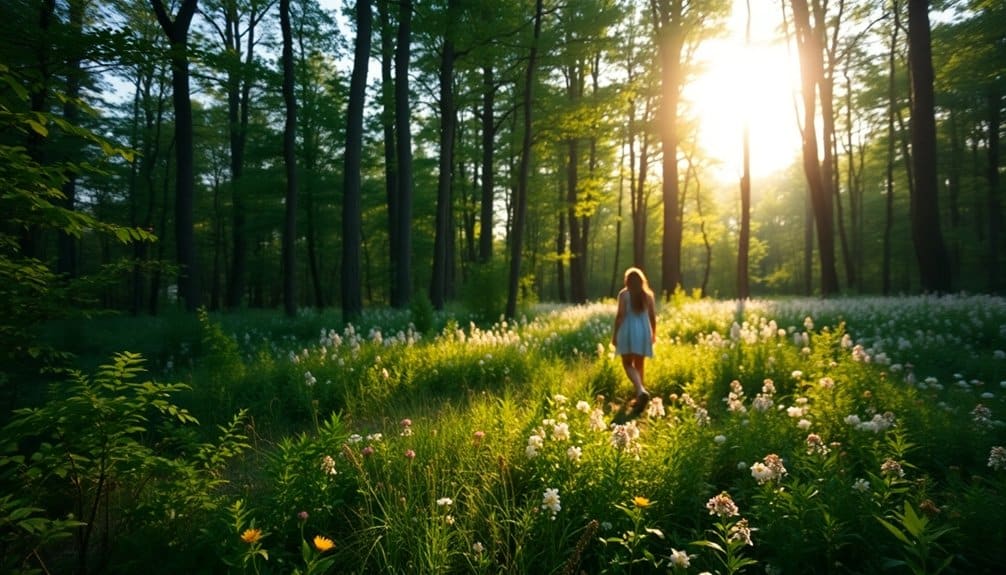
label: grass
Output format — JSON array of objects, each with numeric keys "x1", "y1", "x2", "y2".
[{"x1": 6, "y1": 294, "x2": 1006, "y2": 574}]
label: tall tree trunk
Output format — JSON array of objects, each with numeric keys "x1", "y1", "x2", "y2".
[
  {"x1": 392, "y1": 0, "x2": 414, "y2": 308},
  {"x1": 737, "y1": 0, "x2": 751, "y2": 300},
  {"x1": 633, "y1": 98, "x2": 651, "y2": 267},
  {"x1": 479, "y1": 65, "x2": 496, "y2": 262},
  {"x1": 431, "y1": 0, "x2": 458, "y2": 310},
  {"x1": 556, "y1": 178, "x2": 567, "y2": 302},
  {"x1": 224, "y1": 2, "x2": 259, "y2": 309},
  {"x1": 343, "y1": 0, "x2": 371, "y2": 321},
  {"x1": 986, "y1": 89, "x2": 1003, "y2": 291},
  {"x1": 280, "y1": 0, "x2": 298, "y2": 316},
  {"x1": 378, "y1": 0, "x2": 398, "y2": 302},
  {"x1": 57, "y1": 0, "x2": 84, "y2": 278},
  {"x1": 653, "y1": 1, "x2": 684, "y2": 299},
  {"x1": 152, "y1": 0, "x2": 201, "y2": 311},
  {"x1": 790, "y1": 0, "x2": 839, "y2": 296},
  {"x1": 907, "y1": 0, "x2": 951, "y2": 292},
  {"x1": 506, "y1": 0, "x2": 543, "y2": 319}
]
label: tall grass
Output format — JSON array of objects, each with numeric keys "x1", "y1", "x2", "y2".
[{"x1": 6, "y1": 295, "x2": 1006, "y2": 573}]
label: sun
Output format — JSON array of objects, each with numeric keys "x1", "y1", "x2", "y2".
[{"x1": 684, "y1": 3, "x2": 803, "y2": 182}]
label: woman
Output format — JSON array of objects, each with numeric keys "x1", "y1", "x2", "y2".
[{"x1": 611, "y1": 267, "x2": 657, "y2": 412}]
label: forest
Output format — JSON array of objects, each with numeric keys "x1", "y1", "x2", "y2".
[
  {"x1": 2, "y1": 2, "x2": 1006, "y2": 573},
  {"x1": 2, "y1": 0, "x2": 1003, "y2": 326}
]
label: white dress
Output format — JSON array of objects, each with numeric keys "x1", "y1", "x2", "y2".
[{"x1": 615, "y1": 291, "x2": 653, "y2": 357}]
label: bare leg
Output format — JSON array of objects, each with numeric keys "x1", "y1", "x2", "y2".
[{"x1": 621, "y1": 354, "x2": 646, "y2": 396}]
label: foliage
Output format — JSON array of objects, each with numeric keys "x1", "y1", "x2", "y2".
[{"x1": 0, "y1": 352, "x2": 248, "y2": 574}]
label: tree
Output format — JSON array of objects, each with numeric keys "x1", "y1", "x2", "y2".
[
  {"x1": 151, "y1": 0, "x2": 201, "y2": 311},
  {"x1": 650, "y1": 0, "x2": 729, "y2": 299},
  {"x1": 280, "y1": 0, "x2": 297, "y2": 316},
  {"x1": 906, "y1": 0, "x2": 951, "y2": 292},
  {"x1": 789, "y1": 0, "x2": 840, "y2": 296},
  {"x1": 737, "y1": 0, "x2": 751, "y2": 300},
  {"x1": 506, "y1": 0, "x2": 544, "y2": 318},
  {"x1": 342, "y1": 0, "x2": 372, "y2": 322},
  {"x1": 391, "y1": 0, "x2": 414, "y2": 308}
]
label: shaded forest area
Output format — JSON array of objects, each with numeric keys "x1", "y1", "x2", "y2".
[{"x1": 2, "y1": 0, "x2": 1004, "y2": 324}]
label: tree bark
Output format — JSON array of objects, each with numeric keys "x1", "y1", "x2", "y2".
[
  {"x1": 392, "y1": 0, "x2": 414, "y2": 308},
  {"x1": 506, "y1": 0, "x2": 543, "y2": 318},
  {"x1": 342, "y1": 0, "x2": 371, "y2": 321},
  {"x1": 151, "y1": 0, "x2": 201, "y2": 311},
  {"x1": 907, "y1": 0, "x2": 951, "y2": 292},
  {"x1": 430, "y1": 0, "x2": 458, "y2": 310},
  {"x1": 280, "y1": 0, "x2": 298, "y2": 316}
]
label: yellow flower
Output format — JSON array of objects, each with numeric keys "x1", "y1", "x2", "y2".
[
  {"x1": 632, "y1": 496, "x2": 651, "y2": 508},
  {"x1": 313, "y1": 535, "x2": 335, "y2": 553},
  {"x1": 240, "y1": 528, "x2": 262, "y2": 544}
]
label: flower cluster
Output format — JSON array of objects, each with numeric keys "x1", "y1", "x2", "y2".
[
  {"x1": 750, "y1": 453, "x2": 787, "y2": 484},
  {"x1": 724, "y1": 380, "x2": 747, "y2": 414},
  {"x1": 706, "y1": 491, "x2": 739, "y2": 518},
  {"x1": 845, "y1": 412, "x2": 896, "y2": 433},
  {"x1": 610, "y1": 420, "x2": 641, "y2": 453},
  {"x1": 541, "y1": 487, "x2": 561, "y2": 519},
  {"x1": 880, "y1": 458, "x2": 905, "y2": 479},
  {"x1": 987, "y1": 446, "x2": 1006, "y2": 471}
]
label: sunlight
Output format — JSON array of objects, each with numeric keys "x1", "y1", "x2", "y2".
[{"x1": 685, "y1": 0, "x2": 803, "y2": 181}]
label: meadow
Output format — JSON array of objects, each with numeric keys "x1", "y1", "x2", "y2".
[{"x1": 4, "y1": 294, "x2": 1006, "y2": 574}]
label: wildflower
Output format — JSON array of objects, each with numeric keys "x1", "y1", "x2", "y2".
[
  {"x1": 972, "y1": 404, "x2": 993, "y2": 427},
  {"x1": 444, "y1": 514, "x2": 455, "y2": 525},
  {"x1": 348, "y1": 433, "x2": 363, "y2": 444},
  {"x1": 728, "y1": 517, "x2": 754, "y2": 546},
  {"x1": 988, "y1": 446, "x2": 1006, "y2": 471},
  {"x1": 298, "y1": 511, "x2": 309, "y2": 521},
  {"x1": 818, "y1": 376, "x2": 834, "y2": 389},
  {"x1": 542, "y1": 488, "x2": 561, "y2": 518},
  {"x1": 313, "y1": 535, "x2": 335, "y2": 552},
  {"x1": 806, "y1": 433, "x2": 829, "y2": 455},
  {"x1": 797, "y1": 418, "x2": 812, "y2": 430},
  {"x1": 694, "y1": 407, "x2": 710, "y2": 426},
  {"x1": 472, "y1": 541, "x2": 485, "y2": 555},
  {"x1": 737, "y1": 461, "x2": 747, "y2": 470},
  {"x1": 473, "y1": 430, "x2": 486, "y2": 445},
  {"x1": 714, "y1": 434, "x2": 727, "y2": 445},
  {"x1": 610, "y1": 421, "x2": 641, "y2": 453},
  {"x1": 706, "y1": 491, "x2": 739, "y2": 518},
  {"x1": 919, "y1": 499, "x2": 941, "y2": 517},
  {"x1": 304, "y1": 371, "x2": 317, "y2": 387},
  {"x1": 400, "y1": 418, "x2": 413, "y2": 436},
  {"x1": 437, "y1": 497, "x2": 453, "y2": 507},
  {"x1": 750, "y1": 462, "x2": 773, "y2": 484},
  {"x1": 852, "y1": 478, "x2": 871, "y2": 493},
  {"x1": 791, "y1": 370, "x2": 804, "y2": 380},
  {"x1": 589, "y1": 408, "x2": 607, "y2": 432},
  {"x1": 669, "y1": 548, "x2": 691, "y2": 568},
  {"x1": 553, "y1": 393, "x2": 568, "y2": 404},
  {"x1": 367, "y1": 433, "x2": 383, "y2": 442},
  {"x1": 361, "y1": 446, "x2": 374, "y2": 457},
  {"x1": 566, "y1": 445, "x2": 582, "y2": 462},
  {"x1": 646, "y1": 396, "x2": 666, "y2": 418},
  {"x1": 576, "y1": 400, "x2": 591, "y2": 413},
  {"x1": 881, "y1": 458, "x2": 905, "y2": 479},
  {"x1": 241, "y1": 528, "x2": 263, "y2": 544},
  {"x1": 632, "y1": 496, "x2": 651, "y2": 508},
  {"x1": 552, "y1": 421, "x2": 570, "y2": 441},
  {"x1": 526, "y1": 434, "x2": 544, "y2": 458},
  {"x1": 405, "y1": 449, "x2": 416, "y2": 460},
  {"x1": 320, "y1": 455, "x2": 337, "y2": 475}
]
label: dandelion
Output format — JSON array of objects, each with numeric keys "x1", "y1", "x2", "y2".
[
  {"x1": 542, "y1": 488, "x2": 561, "y2": 519},
  {"x1": 669, "y1": 548, "x2": 691, "y2": 568},
  {"x1": 437, "y1": 497, "x2": 453, "y2": 507},
  {"x1": 632, "y1": 496, "x2": 651, "y2": 508},
  {"x1": 313, "y1": 535, "x2": 335, "y2": 552},
  {"x1": 241, "y1": 528, "x2": 263, "y2": 544},
  {"x1": 706, "y1": 491, "x2": 739, "y2": 518},
  {"x1": 988, "y1": 446, "x2": 1006, "y2": 471}
]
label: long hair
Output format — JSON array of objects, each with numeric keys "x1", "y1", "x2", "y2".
[{"x1": 623, "y1": 267, "x2": 652, "y2": 313}]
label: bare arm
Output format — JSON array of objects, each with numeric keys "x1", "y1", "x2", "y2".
[
  {"x1": 648, "y1": 293, "x2": 657, "y2": 343},
  {"x1": 611, "y1": 291, "x2": 626, "y2": 346}
]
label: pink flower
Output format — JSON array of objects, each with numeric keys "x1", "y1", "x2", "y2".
[
  {"x1": 362, "y1": 446, "x2": 374, "y2": 457},
  {"x1": 405, "y1": 449, "x2": 416, "y2": 460}
]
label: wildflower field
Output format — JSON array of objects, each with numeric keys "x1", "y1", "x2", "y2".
[{"x1": 5, "y1": 295, "x2": 1006, "y2": 574}]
